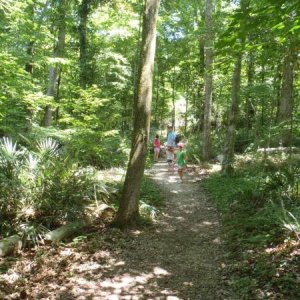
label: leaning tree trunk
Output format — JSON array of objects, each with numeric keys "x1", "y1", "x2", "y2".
[
  {"x1": 202, "y1": 0, "x2": 214, "y2": 161},
  {"x1": 132, "y1": 3, "x2": 144, "y2": 121},
  {"x1": 43, "y1": 0, "x2": 66, "y2": 127},
  {"x1": 277, "y1": 47, "x2": 297, "y2": 146},
  {"x1": 114, "y1": 0, "x2": 161, "y2": 228}
]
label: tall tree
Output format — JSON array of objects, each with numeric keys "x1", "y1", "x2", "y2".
[
  {"x1": 222, "y1": 0, "x2": 249, "y2": 173},
  {"x1": 78, "y1": 0, "x2": 91, "y2": 89},
  {"x1": 114, "y1": 0, "x2": 161, "y2": 228},
  {"x1": 78, "y1": 0, "x2": 104, "y2": 89},
  {"x1": 202, "y1": 0, "x2": 214, "y2": 161},
  {"x1": 277, "y1": 47, "x2": 297, "y2": 146},
  {"x1": 43, "y1": 0, "x2": 67, "y2": 127}
]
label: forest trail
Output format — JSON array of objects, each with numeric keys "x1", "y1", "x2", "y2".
[
  {"x1": 1, "y1": 162, "x2": 230, "y2": 300},
  {"x1": 143, "y1": 161, "x2": 228, "y2": 299}
]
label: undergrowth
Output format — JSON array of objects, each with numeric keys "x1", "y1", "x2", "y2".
[
  {"x1": 202, "y1": 153, "x2": 300, "y2": 299},
  {"x1": 112, "y1": 176, "x2": 165, "y2": 225}
]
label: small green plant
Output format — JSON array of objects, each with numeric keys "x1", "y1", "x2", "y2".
[
  {"x1": 0, "y1": 137, "x2": 24, "y2": 180},
  {"x1": 18, "y1": 222, "x2": 49, "y2": 249}
]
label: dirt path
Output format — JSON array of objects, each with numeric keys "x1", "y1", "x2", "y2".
[
  {"x1": 142, "y1": 161, "x2": 227, "y2": 299},
  {"x1": 1, "y1": 162, "x2": 229, "y2": 300}
]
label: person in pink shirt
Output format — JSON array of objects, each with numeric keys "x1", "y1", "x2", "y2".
[{"x1": 153, "y1": 134, "x2": 161, "y2": 162}]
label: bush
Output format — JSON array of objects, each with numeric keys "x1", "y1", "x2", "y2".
[
  {"x1": 65, "y1": 129, "x2": 130, "y2": 168},
  {"x1": 0, "y1": 136, "x2": 115, "y2": 236}
]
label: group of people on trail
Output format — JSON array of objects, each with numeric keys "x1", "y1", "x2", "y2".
[{"x1": 152, "y1": 124, "x2": 187, "y2": 182}]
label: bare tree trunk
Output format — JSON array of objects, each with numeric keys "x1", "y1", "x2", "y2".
[
  {"x1": 78, "y1": 0, "x2": 90, "y2": 89},
  {"x1": 274, "y1": 63, "x2": 283, "y2": 123},
  {"x1": 114, "y1": 0, "x2": 160, "y2": 228},
  {"x1": 171, "y1": 66, "x2": 176, "y2": 129},
  {"x1": 196, "y1": 9, "x2": 206, "y2": 132},
  {"x1": 278, "y1": 47, "x2": 297, "y2": 146},
  {"x1": 154, "y1": 66, "x2": 160, "y2": 125},
  {"x1": 246, "y1": 48, "x2": 255, "y2": 129},
  {"x1": 202, "y1": 0, "x2": 214, "y2": 161},
  {"x1": 132, "y1": 2, "x2": 144, "y2": 123},
  {"x1": 222, "y1": 0, "x2": 249, "y2": 173},
  {"x1": 184, "y1": 81, "x2": 189, "y2": 135},
  {"x1": 43, "y1": 0, "x2": 66, "y2": 127},
  {"x1": 222, "y1": 54, "x2": 243, "y2": 173}
]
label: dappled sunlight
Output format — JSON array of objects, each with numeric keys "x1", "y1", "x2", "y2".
[
  {"x1": 97, "y1": 167, "x2": 126, "y2": 182},
  {"x1": 58, "y1": 263, "x2": 176, "y2": 299},
  {"x1": 202, "y1": 221, "x2": 218, "y2": 226},
  {"x1": 209, "y1": 163, "x2": 222, "y2": 173}
]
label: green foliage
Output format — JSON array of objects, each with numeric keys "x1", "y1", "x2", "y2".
[
  {"x1": 18, "y1": 222, "x2": 49, "y2": 249},
  {"x1": 139, "y1": 177, "x2": 164, "y2": 222},
  {"x1": 65, "y1": 129, "x2": 130, "y2": 168},
  {"x1": 112, "y1": 176, "x2": 164, "y2": 223},
  {"x1": 0, "y1": 136, "x2": 115, "y2": 235},
  {"x1": 203, "y1": 154, "x2": 300, "y2": 298}
]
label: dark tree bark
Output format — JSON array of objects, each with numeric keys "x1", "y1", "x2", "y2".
[
  {"x1": 114, "y1": 0, "x2": 161, "y2": 228},
  {"x1": 132, "y1": 3, "x2": 144, "y2": 118},
  {"x1": 25, "y1": 40, "x2": 34, "y2": 74},
  {"x1": 78, "y1": 0, "x2": 91, "y2": 89},
  {"x1": 43, "y1": 0, "x2": 67, "y2": 127},
  {"x1": 278, "y1": 47, "x2": 297, "y2": 146},
  {"x1": 202, "y1": 0, "x2": 214, "y2": 161},
  {"x1": 222, "y1": 54, "x2": 243, "y2": 173},
  {"x1": 25, "y1": 2, "x2": 35, "y2": 74},
  {"x1": 245, "y1": 47, "x2": 255, "y2": 129},
  {"x1": 171, "y1": 67, "x2": 176, "y2": 128},
  {"x1": 222, "y1": 0, "x2": 249, "y2": 173}
]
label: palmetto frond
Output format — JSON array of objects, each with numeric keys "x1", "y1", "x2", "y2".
[{"x1": 36, "y1": 138, "x2": 59, "y2": 158}]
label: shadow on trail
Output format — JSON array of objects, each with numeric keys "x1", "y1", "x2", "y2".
[{"x1": 12, "y1": 161, "x2": 226, "y2": 300}]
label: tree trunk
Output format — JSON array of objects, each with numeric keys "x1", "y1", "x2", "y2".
[
  {"x1": 171, "y1": 68, "x2": 176, "y2": 129},
  {"x1": 154, "y1": 66, "x2": 160, "y2": 126},
  {"x1": 78, "y1": 0, "x2": 91, "y2": 89},
  {"x1": 222, "y1": 54, "x2": 243, "y2": 173},
  {"x1": 114, "y1": 0, "x2": 160, "y2": 228},
  {"x1": 222, "y1": 0, "x2": 249, "y2": 173},
  {"x1": 274, "y1": 63, "x2": 283, "y2": 124},
  {"x1": 246, "y1": 48, "x2": 255, "y2": 129},
  {"x1": 25, "y1": 3, "x2": 35, "y2": 74},
  {"x1": 43, "y1": 0, "x2": 67, "y2": 127},
  {"x1": 196, "y1": 10, "x2": 206, "y2": 132},
  {"x1": 132, "y1": 3, "x2": 144, "y2": 122},
  {"x1": 184, "y1": 82, "x2": 189, "y2": 135},
  {"x1": 278, "y1": 47, "x2": 296, "y2": 146},
  {"x1": 202, "y1": 0, "x2": 214, "y2": 161}
]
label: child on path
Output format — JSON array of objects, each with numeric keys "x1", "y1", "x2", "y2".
[
  {"x1": 153, "y1": 134, "x2": 161, "y2": 162},
  {"x1": 166, "y1": 124, "x2": 176, "y2": 170},
  {"x1": 176, "y1": 143, "x2": 187, "y2": 182}
]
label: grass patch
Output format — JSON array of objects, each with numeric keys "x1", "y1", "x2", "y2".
[{"x1": 202, "y1": 154, "x2": 300, "y2": 299}]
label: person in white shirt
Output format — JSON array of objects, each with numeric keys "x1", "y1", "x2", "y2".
[{"x1": 166, "y1": 124, "x2": 176, "y2": 170}]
